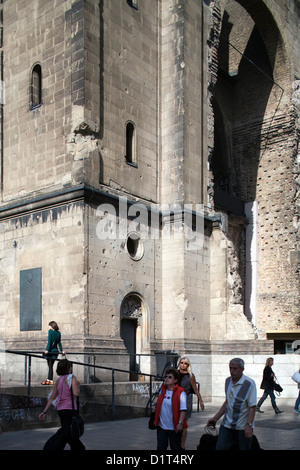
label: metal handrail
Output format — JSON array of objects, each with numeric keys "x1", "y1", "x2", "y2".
[
  {"x1": 2, "y1": 349, "x2": 158, "y2": 420},
  {"x1": 16, "y1": 350, "x2": 159, "y2": 385},
  {"x1": 2, "y1": 350, "x2": 202, "y2": 420}
]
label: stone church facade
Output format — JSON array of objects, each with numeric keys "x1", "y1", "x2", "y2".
[{"x1": 0, "y1": 0, "x2": 300, "y2": 387}]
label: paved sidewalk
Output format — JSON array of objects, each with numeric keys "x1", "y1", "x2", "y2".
[{"x1": 0, "y1": 404, "x2": 299, "y2": 451}]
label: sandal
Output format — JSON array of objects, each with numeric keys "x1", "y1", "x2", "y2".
[{"x1": 41, "y1": 380, "x2": 53, "y2": 385}]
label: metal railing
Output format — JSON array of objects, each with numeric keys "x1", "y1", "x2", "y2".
[
  {"x1": 2, "y1": 350, "x2": 202, "y2": 419},
  {"x1": 2, "y1": 350, "x2": 160, "y2": 419}
]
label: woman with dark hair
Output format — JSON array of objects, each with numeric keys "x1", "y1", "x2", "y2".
[
  {"x1": 256, "y1": 357, "x2": 283, "y2": 414},
  {"x1": 39, "y1": 359, "x2": 85, "y2": 451},
  {"x1": 153, "y1": 368, "x2": 187, "y2": 450},
  {"x1": 42, "y1": 321, "x2": 65, "y2": 385}
]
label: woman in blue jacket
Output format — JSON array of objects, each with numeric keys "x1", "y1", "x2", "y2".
[{"x1": 42, "y1": 321, "x2": 64, "y2": 385}]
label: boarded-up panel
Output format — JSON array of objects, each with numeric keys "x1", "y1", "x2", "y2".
[{"x1": 20, "y1": 268, "x2": 42, "y2": 331}]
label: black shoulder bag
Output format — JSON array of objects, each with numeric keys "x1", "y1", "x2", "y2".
[{"x1": 273, "y1": 376, "x2": 283, "y2": 395}]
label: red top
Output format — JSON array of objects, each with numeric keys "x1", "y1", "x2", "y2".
[{"x1": 154, "y1": 384, "x2": 188, "y2": 430}]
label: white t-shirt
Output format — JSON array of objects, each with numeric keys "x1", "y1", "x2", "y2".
[{"x1": 158, "y1": 389, "x2": 187, "y2": 430}]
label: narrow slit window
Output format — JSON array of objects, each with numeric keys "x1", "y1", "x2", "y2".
[
  {"x1": 126, "y1": 0, "x2": 138, "y2": 10},
  {"x1": 125, "y1": 121, "x2": 137, "y2": 166},
  {"x1": 30, "y1": 64, "x2": 42, "y2": 109}
]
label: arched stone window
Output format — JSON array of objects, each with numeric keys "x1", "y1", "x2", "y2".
[
  {"x1": 30, "y1": 63, "x2": 42, "y2": 109},
  {"x1": 125, "y1": 121, "x2": 137, "y2": 166}
]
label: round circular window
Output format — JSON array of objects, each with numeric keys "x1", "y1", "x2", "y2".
[{"x1": 126, "y1": 232, "x2": 144, "y2": 260}]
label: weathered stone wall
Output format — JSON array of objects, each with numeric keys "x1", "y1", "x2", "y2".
[
  {"x1": 3, "y1": 0, "x2": 74, "y2": 200},
  {"x1": 0, "y1": 200, "x2": 85, "y2": 349},
  {"x1": 97, "y1": 0, "x2": 158, "y2": 202}
]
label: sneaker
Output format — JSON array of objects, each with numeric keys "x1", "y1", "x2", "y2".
[{"x1": 294, "y1": 409, "x2": 300, "y2": 414}]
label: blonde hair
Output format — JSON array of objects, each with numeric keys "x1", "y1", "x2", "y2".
[
  {"x1": 265, "y1": 357, "x2": 273, "y2": 367},
  {"x1": 178, "y1": 356, "x2": 192, "y2": 374}
]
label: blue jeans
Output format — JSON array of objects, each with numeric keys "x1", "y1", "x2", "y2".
[
  {"x1": 295, "y1": 391, "x2": 300, "y2": 410},
  {"x1": 216, "y1": 425, "x2": 252, "y2": 450},
  {"x1": 257, "y1": 389, "x2": 277, "y2": 409}
]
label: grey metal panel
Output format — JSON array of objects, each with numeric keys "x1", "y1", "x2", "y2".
[{"x1": 20, "y1": 268, "x2": 42, "y2": 331}]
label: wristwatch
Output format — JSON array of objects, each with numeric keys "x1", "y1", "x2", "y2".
[
  {"x1": 178, "y1": 421, "x2": 183, "y2": 425},
  {"x1": 247, "y1": 422, "x2": 253, "y2": 428}
]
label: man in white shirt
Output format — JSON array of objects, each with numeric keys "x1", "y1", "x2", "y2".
[{"x1": 207, "y1": 358, "x2": 257, "y2": 450}]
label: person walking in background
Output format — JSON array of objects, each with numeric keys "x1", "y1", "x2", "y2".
[
  {"x1": 42, "y1": 321, "x2": 64, "y2": 385},
  {"x1": 39, "y1": 359, "x2": 85, "y2": 451},
  {"x1": 291, "y1": 366, "x2": 300, "y2": 414},
  {"x1": 153, "y1": 368, "x2": 187, "y2": 450},
  {"x1": 256, "y1": 357, "x2": 283, "y2": 414},
  {"x1": 177, "y1": 356, "x2": 204, "y2": 449},
  {"x1": 207, "y1": 358, "x2": 257, "y2": 450}
]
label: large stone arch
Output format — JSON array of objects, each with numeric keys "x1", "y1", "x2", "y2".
[{"x1": 208, "y1": 0, "x2": 299, "y2": 337}]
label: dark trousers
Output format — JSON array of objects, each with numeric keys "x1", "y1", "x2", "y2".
[
  {"x1": 156, "y1": 426, "x2": 182, "y2": 451},
  {"x1": 216, "y1": 425, "x2": 252, "y2": 450},
  {"x1": 43, "y1": 410, "x2": 85, "y2": 451},
  {"x1": 47, "y1": 358, "x2": 56, "y2": 380}
]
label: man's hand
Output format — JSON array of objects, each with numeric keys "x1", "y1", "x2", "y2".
[{"x1": 245, "y1": 423, "x2": 253, "y2": 439}]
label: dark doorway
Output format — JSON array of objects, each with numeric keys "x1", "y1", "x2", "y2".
[{"x1": 120, "y1": 318, "x2": 138, "y2": 380}]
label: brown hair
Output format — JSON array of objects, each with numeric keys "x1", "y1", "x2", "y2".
[
  {"x1": 56, "y1": 359, "x2": 72, "y2": 376},
  {"x1": 49, "y1": 321, "x2": 59, "y2": 331},
  {"x1": 165, "y1": 368, "x2": 179, "y2": 381}
]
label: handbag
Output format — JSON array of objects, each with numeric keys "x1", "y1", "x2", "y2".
[
  {"x1": 70, "y1": 384, "x2": 84, "y2": 439},
  {"x1": 197, "y1": 425, "x2": 218, "y2": 450},
  {"x1": 148, "y1": 411, "x2": 156, "y2": 430},
  {"x1": 273, "y1": 376, "x2": 283, "y2": 395},
  {"x1": 273, "y1": 383, "x2": 283, "y2": 393}
]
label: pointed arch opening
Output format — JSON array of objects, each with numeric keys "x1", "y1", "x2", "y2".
[
  {"x1": 120, "y1": 292, "x2": 149, "y2": 380},
  {"x1": 30, "y1": 63, "x2": 42, "y2": 110}
]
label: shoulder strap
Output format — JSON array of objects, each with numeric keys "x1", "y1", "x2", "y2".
[{"x1": 70, "y1": 380, "x2": 79, "y2": 412}]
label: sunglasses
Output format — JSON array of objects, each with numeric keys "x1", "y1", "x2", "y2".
[
  {"x1": 165, "y1": 375, "x2": 174, "y2": 379},
  {"x1": 180, "y1": 361, "x2": 189, "y2": 365}
]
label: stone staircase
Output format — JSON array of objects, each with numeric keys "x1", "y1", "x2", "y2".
[{"x1": 0, "y1": 381, "x2": 155, "y2": 432}]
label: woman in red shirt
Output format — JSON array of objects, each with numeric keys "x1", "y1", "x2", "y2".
[{"x1": 153, "y1": 368, "x2": 187, "y2": 450}]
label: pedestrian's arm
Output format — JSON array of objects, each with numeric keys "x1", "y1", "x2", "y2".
[
  {"x1": 39, "y1": 382, "x2": 58, "y2": 421},
  {"x1": 190, "y1": 374, "x2": 204, "y2": 410},
  {"x1": 58, "y1": 332, "x2": 65, "y2": 355},
  {"x1": 245, "y1": 405, "x2": 256, "y2": 438},
  {"x1": 176, "y1": 410, "x2": 186, "y2": 433},
  {"x1": 45, "y1": 329, "x2": 52, "y2": 353},
  {"x1": 207, "y1": 401, "x2": 227, "y2": 427},
  {"x1": 72, "y1": 375, "x2": 80, "y2": 396}
]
